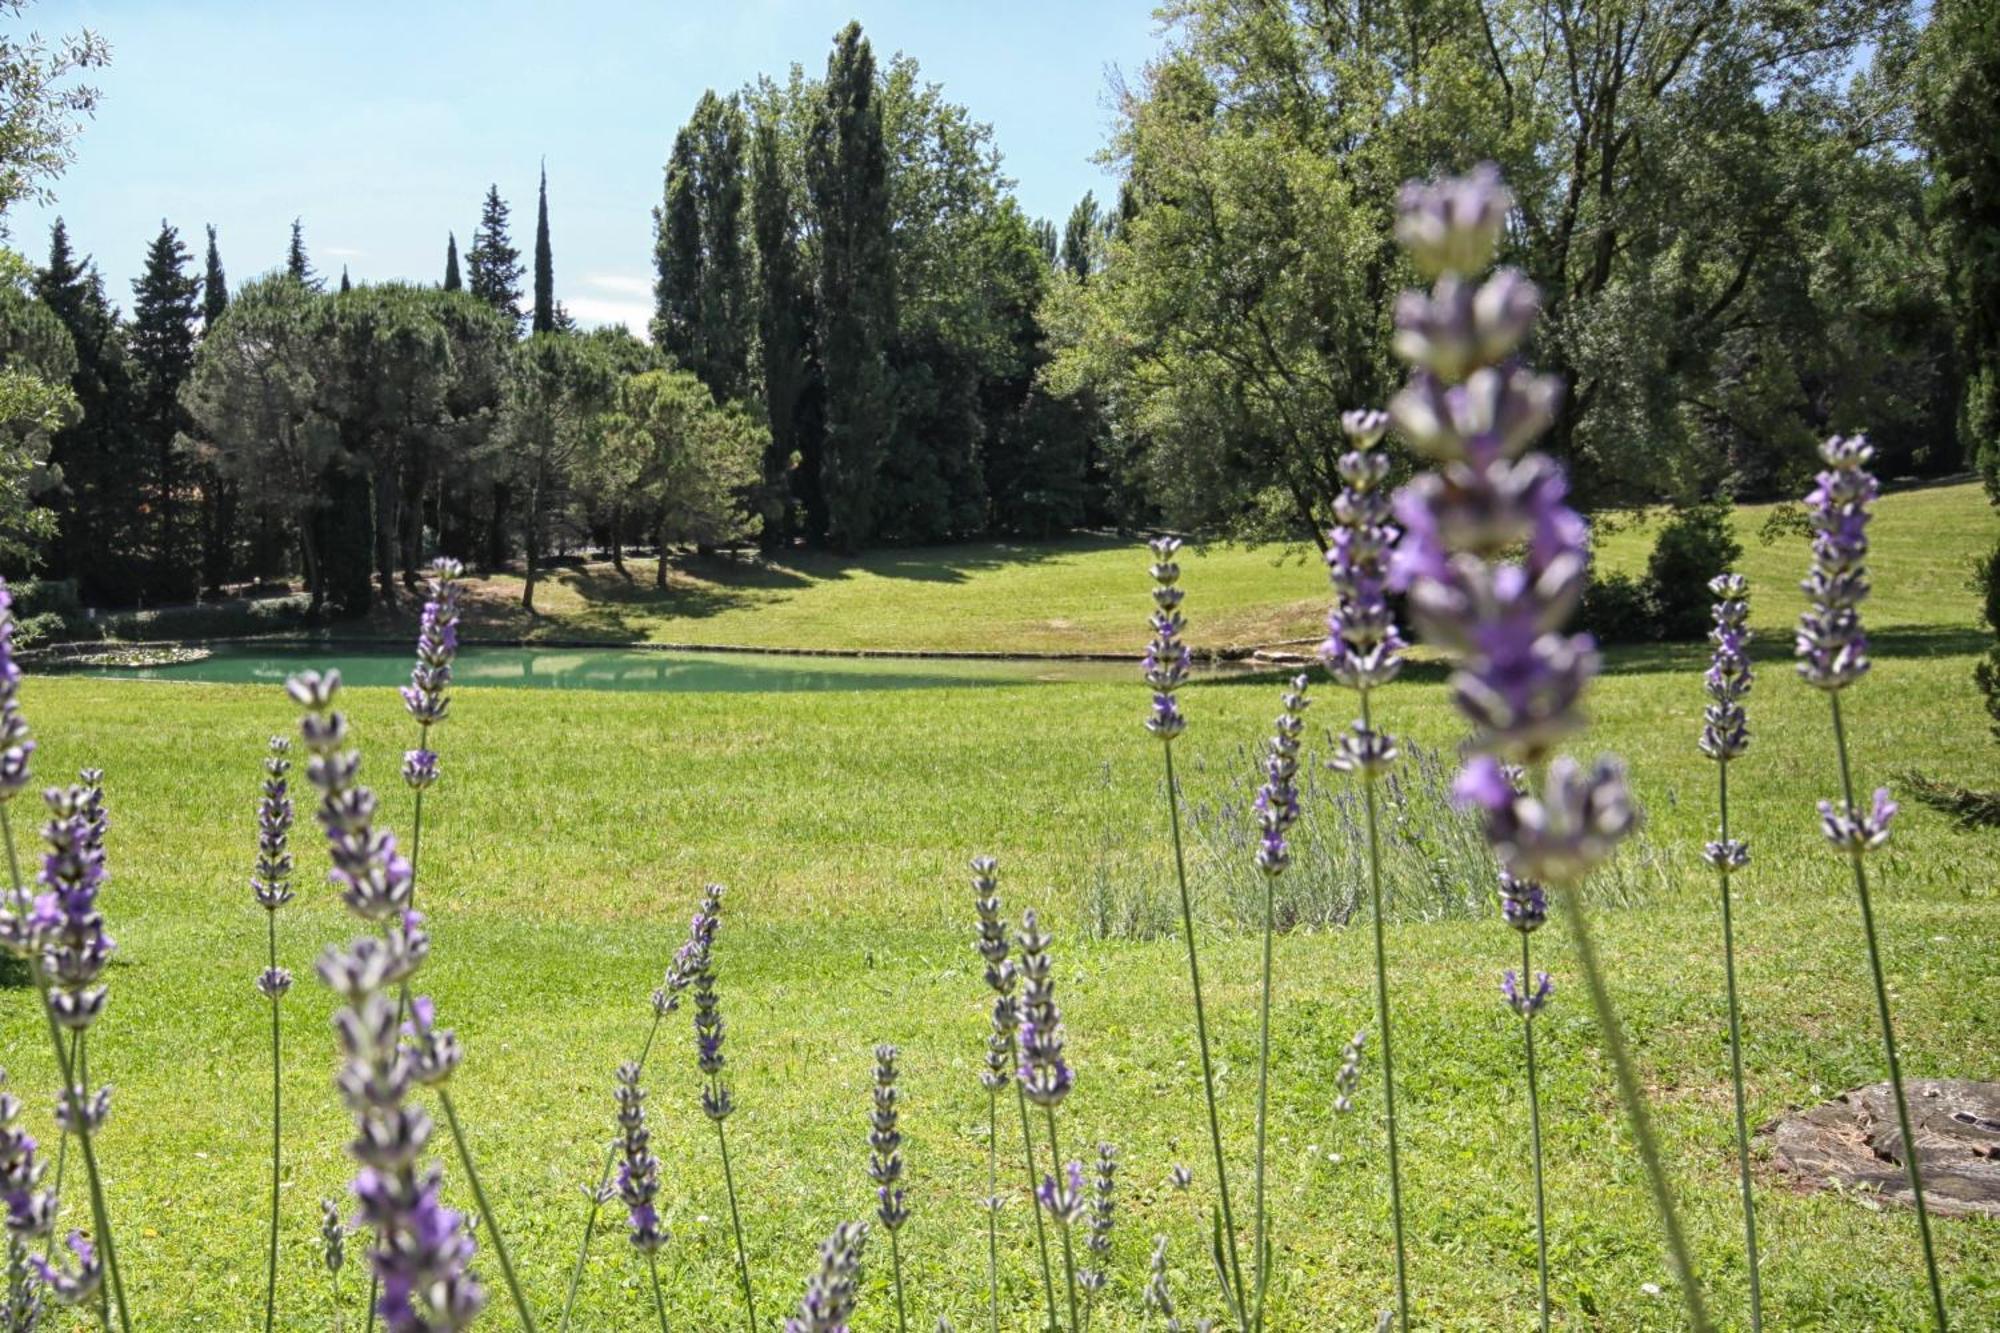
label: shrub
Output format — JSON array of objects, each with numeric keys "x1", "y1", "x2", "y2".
[
  {"x1": 1647, "y1": 501, "x2": 1744, "y2": 640},
  {"x1": 1578, "y1": 570, "x2": 1657, "y2": 646}
]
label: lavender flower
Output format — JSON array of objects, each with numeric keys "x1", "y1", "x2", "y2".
[
  {"x1": 27, "y1": 1232, "x2": 98, "y2": 1308},
  {"x1": 784, "y1": 1222, "x2": 868, "y2": 1333},
  {"x1": 1144, "y1": 537, "x2": 1191, "y2": 741},
  {"x1": 1080, "y1": 1143, "x2": 1116, "y2": 1296},
  {"x1": 612, "y1": 1063, "x2": 666, "y2": 1253},
  {"x1": 1819, "y1": 788, "x2": 1897, "y2": 854},
  {"x1": 1501, "y1": 971, "x2": 1553, "y2": 1018},
  {"x1": 1036, "y1": 1160, "x2": 1086, "y2": 1228},
  {"x1": 1796, "y1": 437, "x2": 1875, "y2": 693},
  {"x1": 0, "y1": 582, "x2": 35, "y2": 805},
  {"x1": 322, "y1": 1198, "x2": 347, "y2": 1275},
  {"x1": 402, "y1": 559, "x2": 465, "y2": 733},
  {"x1": 36, "y1": 787, "x2": 115, "y2": 1037},
  {"x1": 1144, "y1": 1235, "x2": 1212, "y2": 1333},
  {"x1": 868, "y1": 1045, "x2": 907, "y2": 1232},
  {"x1": 654, "y1": 883, "x2": 721, "y2": 1018},
  {"x1": 1169, "y1": 1164, "x2": 1192, "y2": 1192},
  {"x1": 1014, "y1": 911, "x2": 1072, "y2": 1109},
  {"x1": 694, "y1": 950, "x2": 733, "y2": 1123},
  {"x1": 253, "y1": 738, "x2": 295, "y2": 911},
  {"x1": 1320, "y1": 413, "x2": 1407, "y2": 705},
  {"x1": 1497, "y1": 870, "x2": 1547, "y2": 933},
  {"x1": 1702, "y1": 576, "x2": 1753, "y2": 764},
  {"x1": 1253, "y1": 676, "x2": 1310, "y2": 876},
  {"x1": 3, "y1": 1071, "x2": 56, "y2": 1326},
  {"x1": 685, "y1": 883, "x2": 758, "y2": 1330},
  {"x1": 297, "y1": 671, "x2": 484, "y2": 1333},
  {"x1": 971, "y1": 858, "x2": 1018, "y2": 1093},
  {"x1": 1386, "y1": 166, "x2": 1699, "y2": 1329},
  {"x1": 1332, "y1": 1032, "x2": 1367, "y2": 1116}
]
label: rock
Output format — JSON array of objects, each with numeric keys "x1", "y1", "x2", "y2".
[{"x1": 1764, "y1": 1079, "x2": 2000, "y2": 1218}]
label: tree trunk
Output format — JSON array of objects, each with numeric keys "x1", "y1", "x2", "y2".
[
  {"x1": 371, "y1": 456, "x2": 400, "y2": 607},
  {"x1": 486, "y1": 480, "x2": 513, "y2": 575},
  {"x1": 300, "y1": 518, "x2": 324, "y2": 618},
  {"x1": 611, "y1": 505, "x2": 626, "y2": 577},
  {"x1": 521, "y1": 481, "x2": 540, "y2": 613},
  {"x1": 655, "y1": 520, "x2": 669, "y2": 588},
  {"x1": 399, "y1": 445, "x2": 427, "y2": 591}
]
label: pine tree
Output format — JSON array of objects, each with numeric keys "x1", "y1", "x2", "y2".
[
  {"x1": 129, "y1": 219, "x2": 202, "y2": 595},
  {"x1": 285, "y1": 217, "x2": 319, "y2": 289},
  {"x1": 467, "y1": 184, "x2": 523, "y2": 334},
  {"x1": 533, "y1": 162, "x2": 555, "y2": 334},
  {"x1": 340, "y1": 265, "x2": 351, "y2": 294},
  {"x1": 444, "y1": 232, "x2": 463, "y2": 291},
  {"x1": 36, "y1": 219, "x2": 144, "y2": 601},
  {"x1": 752, "y1": 116, "x2": 819, "y2": 546},
  {"x1": 1032, "y1": 217, "x2": 1058, "y2": 265},
  {"x1": 654, "y1": 125, "x2": 702, "y2": 366},
  {"x1": 202, "y1": 224, "x2": 228, "y2": 328},
  {"x1": 806, "y1": 23, "x2": 896, "y2": 551}
]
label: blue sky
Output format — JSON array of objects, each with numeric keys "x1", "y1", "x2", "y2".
[{"x1": 9, "y1": 0, "x2": 1165, "y2": 333}]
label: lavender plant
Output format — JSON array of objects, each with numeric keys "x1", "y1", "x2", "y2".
[
  {"x1": 253, "y1": 735, "x2": 297, "y2": 1333},
  {"x1": 1702, "y1": 573, "x2": 1762, "y2": 1330},
  {"x1": 1796, "y1": 434, "x2": 1947, "y2": 1328},
  {"x1": 1246, "y1": 674, "x2": 1307, "y2": 1331},
  {"x1": 3, "y1": 1069, "x2": 54, "y2": 1331},
  {"x1": 611, "y1": 1062, "x2": 670, "y2": 1333},
  {"x1": 969, "y1": 856, "x2": 1050, "y2": 1333},
  {"x1": 559, "y1": 884, "x2": 718, "y2": 1332},
  {"x1": 322, "y1": 1198, "x2": 348, "y2": 1333},
  {"x1": 401, "y1": 558, "x2": 464, "y2": 906},
  {"x1": 1141, "y1": 538, "x2": 1247, "y2": 1325},
  {"x1": 691, "y1": 897, "x2": 758, "y2": 1332},
  {"x1": 39, "y1": 767, "x2": 104, "y2": 1273},
  {"x1": 1017, "y1": 909, "x2": 1081, "y2": 1332},
  {"x1": 0, "y1": 588, "x2": 131, "y2": 1333},
  {"x1": 1496, "y1": 867, "x2": 1552, "y2": 1333},
  {"x1": 1078, "y1": 1143, "x2": 1116, "y2": 1331},
  {"x1": 1383, "y1": 167, "x2": 1706, "y2": 1328},
  {"x1": 784, "y1": 1221, "x2": 867, "y2": 1333},
  {"x1": 868, "y1": 1043, "x2": 911, "y2": 1332},
  {"x1": 291, "y1": 669, "x2": 489, "y2": 1333},
  {"x1": 1142, "y1": 1235, "x2": 1209, "y2": 1333},
  {"x1": 1318, "y1": 407, "x2": 1410, "y2": 1329}
]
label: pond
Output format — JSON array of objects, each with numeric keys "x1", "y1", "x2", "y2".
[{"x1": 47, "y1": 642, "x2": 1186, "y2": 693}]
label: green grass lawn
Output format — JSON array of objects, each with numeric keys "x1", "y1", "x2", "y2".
[
  {"x1": 396, "y1": 480, "x2": 1995, "y2": 657},
  {"x1": 6, "y1": 484, "x2": 1998, "y2": 1329}
]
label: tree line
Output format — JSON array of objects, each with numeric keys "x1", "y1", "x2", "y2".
[{"x1": 0, "y1": 5, "x2": 1994, "y2": 617}]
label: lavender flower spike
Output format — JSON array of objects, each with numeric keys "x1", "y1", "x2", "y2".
[
  {"x1": 1796, "y1": 436, "x2": 1875, "y2": 693},
  {"x1": 1253, "y1": 675, "x2": 1310, "y2": 877},
  {"x1": 1014, "y1": 911, "x2": 1072, "y2": 1109},
  {"x1": 253, "y1": 737, "x2": 296, "y2": 912},
  {"x1": 1501, "y1": 970, "x2": 1553, "y2": 1018},
  {"x1": 1036, "y1": 1160, "x2": 1087, "y2": 1228},
  {"x1": 613, "y1": 1064, "x2": 667, "y2": 1252},
  {"x1": 0, "y1": 581, "x2": 36, "y2": 806},
  {"x1": 869, "y1": 1044, "x2": 912, "y2": 1332},
  {"x1": 403, "y1": 558, "x2": 465, "y2": 731},
  {"x1": 784, "y1": 1221, "x2": 869, "y2": 1333},
  {"x1": 1144, "y1": 537, "x2": 1191, "y2": 741},
  {"x1": 1079, "y1": 1143, "x2": 1116, "y2": 1299},
  {"x1": 3, "y1": 1070, "x2": 54, "y2": 1327},
  {"x1": 38, "y1": 785, "x2": 117, "y2": 1036}
]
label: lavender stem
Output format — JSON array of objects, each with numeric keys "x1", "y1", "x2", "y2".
[
  {"x1": 1715, "y1": 758, "x2": 1762, "y2": 1331},
  {"x1": 1520, "y1": 930, "x2": 1548, "y2": 1333},
  {"x1": 1361, "y1": 691, "x2": 1409, "y2": 1330},
  {"x1": 1015, "y1": 1082, "x2": 1060, "y2": 1332},
  {"x1": 437, "y1": 1086, "x2": 538, "y2": 1330},
  {"x1": 714, "y1": 1117, "x2": 758, "y2": 1333},
  {"x1": 266, "y1": 909, "x2": 283, "y2": 1333}
]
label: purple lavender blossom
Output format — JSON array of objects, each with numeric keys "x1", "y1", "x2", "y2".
[
  {"x1": 613, "y1": 1062, "x2": 667, "y2": 1253},
  {"x1": 1796, "y1": 436, "x2": 1876, "y2": 693},
  {"x1": 1144, "y1": 537, "x2": 1191, "y2": 741},
  {"x1": 1169, "y1": 1164, "x2": 1192, "y2": 1192},
  {"x1": 868, "y1": 1044, "x2": 907, "y2": 1232},
  {"x1": 1501, "y1": 970, "x2": 1554, "y2": 1018},
  {"x1": 402, "y1": 559, "x2": 465, "y2": 733},
  {"x1": 1320, "y1": 412, "x2": 1407, "y2": 711},
  {"x1": 1497, "y1": 869, "x2": 1548, "y2": 934},
  {"x1": 784, "y1": 1221, "x2": 868, "y2": 1333},
  {"x1": 1253, "y1": 676, "x2": 1310, "y2": 876},
  {"x1": 0, "y1": 581, "x2": 36, "y2": 805},
  {"x1": 1819, "y1": 787, "x2": 1898, "y2": 854},
  {"x1": 296, "y1": 671, "x2": 484, "y2": 1333},
  {"x1": 653, "y1": 883, "x2": 721, "y2": 1018},
  {"x1": 253, "y1": 738, "x2": 296, "y2": 912},
  {"x1": 1037, "y1": 1160, "x2": 1086, "y2": 1228},
  {"x1": 693, "y1": 927, "x2": 734, "y2": 1123},
  {"x1": 1080, "y1": 1143, "x2": 1116, "y2": 1296},
  {"x1": 1014, "y1": 910, "x2": 1073, "y2": 1109},
  {"x1": 1702, "y1": 575, "x2": 1753, "y2": 763},
  {"x1": 37, "y1": 785, "x2": 116, "y2": 1035},
  {"x1": 1456, "y1": 754, "x2": 1638, "y2": 891},
  {"x1": 970, "y1": 857, "x2": 1019, "y2": 1093},
  {"x1": 322, "y1": 1198, "x2": 346, "y2": 1275},
  {"x1": 28, "y1": 1231, "x2": 100, "y2": 1307},
  {"x1": 1332, "y1": 1031, "x2": 1367, "y2": 1115},
  {"x1": 3, "y1": 1073, "x2": 51, "y2": 1329}
]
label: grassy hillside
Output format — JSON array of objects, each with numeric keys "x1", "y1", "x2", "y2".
[{"x1": 418, "y1": 481, "x2": 1992, "y2": 655}]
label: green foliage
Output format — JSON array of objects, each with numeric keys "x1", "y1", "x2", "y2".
[
  {"x1": 200, "y1": 224, "x2": 226, "y2": 329},
  {"x1": 1647, "y1": 502, "x2": 1746, "y2": 641},
  {"x1": 603, "y1": 367, "x2": 764, "y2": 557},
  {"x1": 129, "y1": 219, "x2": 201, "y2": 596},
  {"x1": 468, "y1": 184, "x2": 523, "y2": 334},
  {"x1": 653, "y1": 92, "x2": 751, "y2": 402},
  {"x1": 532, "y1": 164, "x2": 555, "y2": 335},
  {"x1": 807, "y1": 23, "x2": 896, "y2": 553},
  {"x1": 1976, "y1": 538, "x2": 2000, "y2": 740},
  {"x1": 500, "y1": 331, "x2": 618, "y2": 608},
  {"x1": 283, "y1": 217, "x2": 318, "y2": 290},
  {"x1": 443, "y1": 231, "x2": 462, "y2": 292},
  {"x1": 749, "y1": 115, "x2": 815, "y2": 546},
  {"x1": 1577, "y1": 570, "x2": 1658, "y2": 648},
  {"x1": 0, "y1": 1, "x2": 107, "y2": 225},
  {"x1": 1060, "y1": 191, "x2": 1097, "y2": 282}
]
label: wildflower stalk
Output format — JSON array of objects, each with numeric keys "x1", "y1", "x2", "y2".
[
  {"x1": 714, "y1": 1117, "x2": 757, "y2": 1332},
  {"x1": 1829, "y1": 695, "x2": 1946, "y2": 1328},
  {"x1": 645, "y1": 1251, "x2": 669, "y2": 1333},
  {"x1": 1716, "y1": 763, "x2": 1760, "y2": 1331},
  {"x1": 437, "y1": 1086, "x2": 536, "y2": 1329},
  {"x1": 1518, "y1": 929, "x2": 1549, "y2": 1333},
  {"x1": 985, "y1": 1082, "x2": 1001, "y2": 1333},
  {"x1": 1043, "y1": 1107, "x2": 1083, "y2": 1333},
  {"x1": 265, "y1": 914, "x2": 282, "y2": 1333},
  {"x1": 1361, "y1": 697, "x2": 1409, "y2": 1331},
  {"x1": 1143, "y1": 538, "x2": 1247, "y2": 1324},
  {"x1": 1016, "y1": 1082, "x2": 1061, "y2": 1332}
]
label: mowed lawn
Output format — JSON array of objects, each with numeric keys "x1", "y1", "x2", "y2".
[
  {"x1": 430, "y1": 481, "x2": 1997, "y2": 656},
  {"x1": 3, "y1": 485, "x2": 1997, "y2": 1329}
]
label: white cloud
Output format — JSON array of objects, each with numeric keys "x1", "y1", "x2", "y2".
[
  {"x1": 581, "y1": 273, "x2": 651, "y2": 296},
  {"x1": 563, "y1": 296, "x2": 652, "y2": 338},
  {"x1": 322, "y1": 245, "x2": 364, "y2": 258}
]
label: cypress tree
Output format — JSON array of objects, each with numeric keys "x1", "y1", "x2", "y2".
[
  {"x1": 654, "y1": 125, "x2": 702, "y2": 366},
  {"x1": 652, "y1": 92, "x2": 750, "y2": 399},
  {"x1": 1062, "y1": 192, "x2": 1098, "y2": 282},
  {"x1": 202, "y1": 224, "x2": 228, "y2": 328},
  {"x1": 129, "y1": 219, "x2": 202, "y2": 596},
  {"x1": 285, "y1": 217, "x2": 319, "y2": 289},
  {"x1": 339, "y1": 265, "x2": 351, "y2": 294},
  {"x1": 533, "y1": 162, "x2": 555, "y2": 334},
  {"x1": 36, "y1": 220, "x2": 144, "y2": 601},
  {"x1": 752, "y1": 116, "x2": 819, "y2": 546},
  {"x1": 1032, "y1": 217, "x2": 1058, "y2": 265},
  {"x1": 444, "y1": 232, "x2": 463, "y2": 291},
  {"x1": 467, "y1": 184, "x2": 523, "y2": 333},
  {"x1": 806, "y1": 22, "x2": 896, "y2": 551}
]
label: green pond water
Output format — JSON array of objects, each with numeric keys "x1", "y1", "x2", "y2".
[{"x1": 53, "y1": 643, "x2": 1166, "y2": 693}]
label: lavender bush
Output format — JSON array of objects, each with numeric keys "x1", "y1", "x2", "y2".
[{"x1": 251, "y1": 734, "x2": 296, "y2": 1333}]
